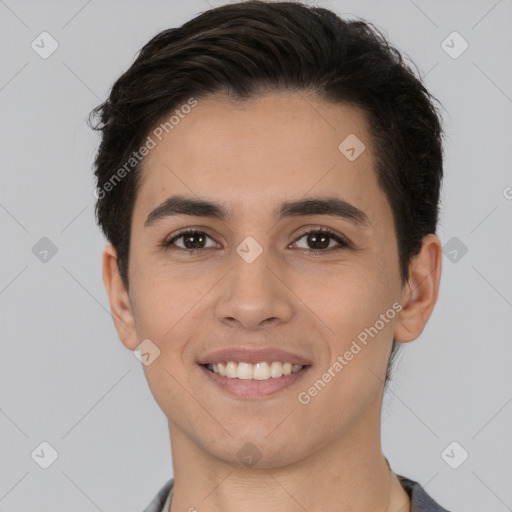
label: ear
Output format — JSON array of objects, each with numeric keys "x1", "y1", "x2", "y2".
[
  {"x1": 102, "y1": 243, "x2": 139, "y2": 350},
  {"x1": 393, "y1": 234, "x2": 442, "y2": 343}
]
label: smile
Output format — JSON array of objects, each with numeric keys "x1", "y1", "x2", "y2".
[{"x1": 205, "y1": 361, "x2": 304, "y2": 380}]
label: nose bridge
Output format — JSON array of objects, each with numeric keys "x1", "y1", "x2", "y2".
[{"x1": 215, "y1": 234, "x2": 294, "y2": 328}]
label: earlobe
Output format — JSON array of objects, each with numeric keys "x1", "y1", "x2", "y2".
[
  {"x1": 393, "y1": 234, "x2": 442, "y2": 343},
  {"x1": 102, "y1": 244, "x2": 139, "y2": 350}
]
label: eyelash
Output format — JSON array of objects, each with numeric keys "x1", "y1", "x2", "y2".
[{"x1": 160, "y1": 226, "x2": 350, "y2": 255}]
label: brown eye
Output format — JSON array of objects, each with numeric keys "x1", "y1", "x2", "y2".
[
  {"x1": 292, "y1": 228, "x2": 349, "y2": 252},
  {"x1": 305, "y1": 232, "x2": 330, "y2": 249},
  {"x1": 163, "y1": 230, "x2": 217, "y2": 251}
]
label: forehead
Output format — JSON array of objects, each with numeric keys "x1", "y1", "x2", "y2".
[{"x1": 134, "y1": 91, "x2": 391, "y2": 229}]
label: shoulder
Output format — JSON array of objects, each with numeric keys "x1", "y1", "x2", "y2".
[
  {"x1": 142, "y1": 478, "x2": 174, "y2": 512},
  {"x1": 398, "y1": 475, "x2": 453, "y2": 512}
]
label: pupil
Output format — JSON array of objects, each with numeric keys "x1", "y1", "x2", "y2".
[
  {"x1": 184, "y1": 233, "x2": 204, "y2": 249},
  {"x1": 309, "y1": 232, "x2": 329, "y2": 249}
]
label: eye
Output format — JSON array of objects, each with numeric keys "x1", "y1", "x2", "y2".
[
  {"x1": 161, "y1": 226, "x2": 350, "y2": 254},
  {"x1": 291, "y1": 227, "x2": 350, "y2": 253},
  {"x1": 161, "y1": 229, "x2": 218, "y2": 253}
]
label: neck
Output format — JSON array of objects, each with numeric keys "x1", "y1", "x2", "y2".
[{"x1": 166, "y1": 401, "x2": 410, "y2": 512}]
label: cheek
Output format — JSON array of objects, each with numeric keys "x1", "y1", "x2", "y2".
[
  {"x1": 318, "y1": 265, "x2": 397, "y2": 372},
  {"x1": 320, "y1": 264, "x2": 388, "y2": 326},
  {"x1": 130, "y1": 256, "x2": 199, "y2": 334}
]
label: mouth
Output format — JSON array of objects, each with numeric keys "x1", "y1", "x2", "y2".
[
  {"x1": 203, "y1": 361, "x2": 305, "y2": 380},
  {"x1": 197, "y1": 347, "x2": 312, "y2": 399}
]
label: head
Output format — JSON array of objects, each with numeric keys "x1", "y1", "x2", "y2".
[{"x1": 90, "y1": 1, "x2": 443, "y2": 467}]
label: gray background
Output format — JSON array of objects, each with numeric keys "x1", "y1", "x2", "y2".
[{"x1": 1, "y1": 0, "x2": 511, "y2": 511}]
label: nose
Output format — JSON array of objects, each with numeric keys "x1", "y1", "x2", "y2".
[{"x1": 214, "y1": 242, "x2": 295, "y2": 331}]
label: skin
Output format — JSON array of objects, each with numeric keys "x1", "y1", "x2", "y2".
[{"x1": 103, "y1": 90, "x2": 442, "y2": 512}]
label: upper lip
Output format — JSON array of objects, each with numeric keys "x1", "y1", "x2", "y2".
[{"x1": 198, "y1": 347, "x2": 312, "y2": 366}]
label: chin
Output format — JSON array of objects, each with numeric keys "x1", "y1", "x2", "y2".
[{"x1": 202, "y1": 427, "x2": 306, "y2": 469}]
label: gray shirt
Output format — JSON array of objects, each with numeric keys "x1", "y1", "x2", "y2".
[{"x1": 142, "y1": 475, "x2": 452, "y2": 512}]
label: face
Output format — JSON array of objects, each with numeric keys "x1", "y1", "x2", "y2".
[{"x1": 107, "y1": 91, "x2": 429, "y2": 468}]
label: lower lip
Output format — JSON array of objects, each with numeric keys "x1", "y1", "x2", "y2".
[{"x1": 199, "y1": 364, "x2": 310, "y2": 399}]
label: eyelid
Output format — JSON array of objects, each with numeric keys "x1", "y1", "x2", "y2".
[
  {"x1": 291, "y1": 225, "x2": 351, "y2": 250},
  {"x1": 161, "y1": 227, "x2": 220, "y2": 250},
  {"x1": 161, "y1": 225, "x2": 351, "y2": 252}
]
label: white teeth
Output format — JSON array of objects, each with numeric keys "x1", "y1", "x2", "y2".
[
  {"x1": 206, "y1": 361, "x2": 304, "y2": 380},
  {"x1": 253, "y1": 362, "x2": 270, "y2": 380},
  {"x1": 270, "y1": 361, "x2": 282, "y2": 378},
  {"x1": 237, "y1": 362, "x2": 253, "y2": 380},
  {"x1": 226, "y1": 361, "x2": 237, "y2": 378}
]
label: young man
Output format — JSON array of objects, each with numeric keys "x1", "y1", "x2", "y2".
[{"x1": 90, "y1": 1, "x2": 450, "y2": 510}]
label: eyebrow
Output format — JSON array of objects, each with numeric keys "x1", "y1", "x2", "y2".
[{"x1": 144, "y1": 194, "x2": 371, "y2": 228}]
